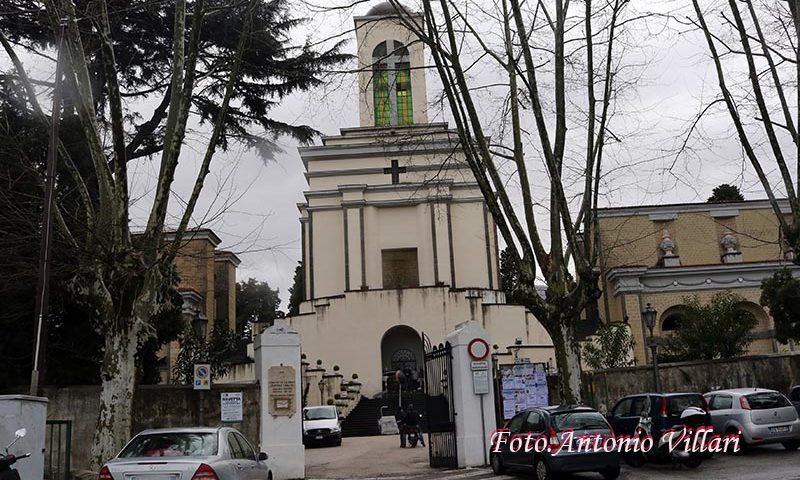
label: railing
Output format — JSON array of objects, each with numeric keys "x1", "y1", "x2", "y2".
[{"x1": 45, "y1": 420, "x2": 72, "y2": 480}]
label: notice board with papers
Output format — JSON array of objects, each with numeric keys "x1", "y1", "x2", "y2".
[{"x1": 499, "y1": 361, "x2": 549, "y2": 420}]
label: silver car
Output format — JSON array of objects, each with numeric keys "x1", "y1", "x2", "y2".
[
  {"x1": 704, "y1": 388, "x2": 800, "y2": 451},
  {"x1": 99, "y1": 427, "x2": 271, "y2": 480}
]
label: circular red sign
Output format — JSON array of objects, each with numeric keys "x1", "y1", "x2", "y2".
[{"x1": 468, "y1": 338, "x2": 490, "y2": 360}]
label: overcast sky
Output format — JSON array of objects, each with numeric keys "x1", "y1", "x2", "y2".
[{"x1": 63, "y1": 1, "x2": 799, "y2": 307}]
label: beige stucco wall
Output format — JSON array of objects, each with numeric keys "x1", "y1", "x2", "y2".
[{"x1": 288, "y1": 287, "x2": 554, "y2": 396}]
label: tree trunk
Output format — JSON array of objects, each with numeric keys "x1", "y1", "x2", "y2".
[
  {"x1": 548, "y1": 316, "x2": 582, "y2": 404},
  {"x1": 90, "y1": 320, "x2": 143, "y2": 469}
]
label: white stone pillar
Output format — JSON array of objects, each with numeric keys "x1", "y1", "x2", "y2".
[
  {"x1": 444, "y1": 321, "x2": 496, "y2": 468},
  {"x1": 255, "y1": 320, "x2": 304, "y2": 480},
  {"x1": 0, "y1": 395, "x2": 48, "y2": 480}
]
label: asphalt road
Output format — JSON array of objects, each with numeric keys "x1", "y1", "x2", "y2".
[{"x1": 305, "y1": 436, "x2": 800, "y2": 480}]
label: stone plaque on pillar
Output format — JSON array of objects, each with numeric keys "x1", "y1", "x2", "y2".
[
  {"x1": 255, "y1": 319, "x2": 304, "y2": 479},
  {"x1": 268, "y1": 366, "x2": 296, "y2": 416}
]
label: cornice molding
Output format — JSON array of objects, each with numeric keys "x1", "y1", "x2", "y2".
[
  {"x1": 598, "y1": 198, "x2": 791, "y2": 218},
  {"x1": 607, "y1": 262, "x2": 800, "y2": 295}
]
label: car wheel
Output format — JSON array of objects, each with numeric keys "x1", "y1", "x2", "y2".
[
  {"x1": 782, "y1": 440, "x2": 800, "y2": 450},
  {"x1": 601, "y1": 466, "x2": 620, "y2": 480},
  {"x1": 490, "y1": 453, "x2": 506, "y2": 475},
  {"x1": 336, "y1": 439, "x2": 342, "y2": 447},
  {"x1": 727, "y1": 428, "x2": 747, "y2": 455},
  {"x1": 683, "y1": 456, "x2": 703, "y2": 469},
  {"x1": 622, "y1": 452, "x2": 645, "y2": 468},
  {"x1": 534, "y1": 457, "x2": 551, "y2": 480}
]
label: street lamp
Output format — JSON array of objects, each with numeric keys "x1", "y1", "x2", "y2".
[
  {"x1": 641, "y1": 303, "x2": 660, "y2": 392},
  {"x1": 318, "y1": 379, "x2": 325, "y2": 405},
  {"x1": 192, "y1": 313, "x2": 209, "y2": 340}
]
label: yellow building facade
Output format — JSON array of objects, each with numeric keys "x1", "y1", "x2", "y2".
[{"x1": 596, "y1": 199, "x2": 796, "y2": 365}]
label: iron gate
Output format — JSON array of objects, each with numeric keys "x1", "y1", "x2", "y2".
[
  {"x1": 45, "y1": 420, "x2": 71, "y2": 480},
  {"x1": 423, "y1": 335, "x2": 457, "y2": 468}
]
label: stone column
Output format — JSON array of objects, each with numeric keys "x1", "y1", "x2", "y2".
[
  {"x1": 0, "y1": 395, "x2": 48, "y2": 480},
  {"x1": 444, "y1": 321, "x2": 496, "y2": 468},
  {"x1": 255, "y1": 319, "x2": 304, "y2": 480}
]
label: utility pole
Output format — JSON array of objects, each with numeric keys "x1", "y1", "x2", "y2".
[{"x1": 30, "y1": 20, "x2": 67, "y2": 396}]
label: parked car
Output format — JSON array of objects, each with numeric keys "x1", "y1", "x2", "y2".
[
  {"x1": 789, "y1": 385, "x2": 800, "y2": 416},
  {"x1": 704, "y1": 388, "x2": 800, "y2": 451},
  {"x1": 607, "y1": 392, "x2": 710, "y2": 441},
  {"x1": 302, "y1": 406, "x2": 342, "y2": 447},
  {"x1": 490, "y1": 405, "x2": 620, "y2": 480},
  {"x1": 99, "y1": 427, "x2": 270, "y2": 480}
]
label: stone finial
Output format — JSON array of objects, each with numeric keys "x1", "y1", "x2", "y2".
[
  {"x1": 721, "y1": 231, "x2": 739, "y2": 253},
  {"x1": 659, "y1": 229, "x2": 681, "y2": 267},
  {"x1": 659, "y1": 229, "x2": 676, "y2": 256},
  {"x1": 721, "y1": 230, "x2": 743, "y2": 263}
]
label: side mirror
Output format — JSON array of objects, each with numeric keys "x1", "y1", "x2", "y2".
[
  {"x1": 258, "y1": 452, "x2": 268, "y2": 461},
  {"x1": 14, "y1": 428, "x2": 26, "y2": 439},
  {"x1": 339, "y1": 416, "x2": 344, "y2": 422}
]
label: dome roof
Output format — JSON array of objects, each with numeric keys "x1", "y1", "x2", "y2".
[{"x1": 366, "y1": 1, "x2": 410, "y2": 17}]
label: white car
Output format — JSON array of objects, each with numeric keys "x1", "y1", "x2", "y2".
[
  {"x1": 302, "y1": 406, "x2": 342, "y2": 446},
  {"x1": 99, "y1": 427, "x2": 270, "y2": 480}
]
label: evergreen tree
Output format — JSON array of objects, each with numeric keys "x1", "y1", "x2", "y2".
[
  {"x1": 760, "y1": 269, "x2": 800, "y2": 344},
  {"x1": 288, "y1": 261, "x2": 305, "y2": 316},
  {"x1": 708, "y1": 184, "x2": 745, "y2": 203}
]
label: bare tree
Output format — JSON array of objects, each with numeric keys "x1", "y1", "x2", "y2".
[
  {"x1": 690, "y1": 0, "x2": 800, "y2": 258},
  {"x1": 375, "y1": 0, "x2": 636, "y2": 402},
  {"x1": 1, "y1": 0, "x2": 344, "y2": 466}
]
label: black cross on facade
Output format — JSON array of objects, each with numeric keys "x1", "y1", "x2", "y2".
[{"x1": 383, "y1": 160, "x2": 407, "y2": 184}]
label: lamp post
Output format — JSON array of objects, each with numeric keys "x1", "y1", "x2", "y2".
[
  {"x1": 641, "y1": 303, "x2": 660, "y2": 392},
  {"x1": 318, "y1": 379, "x2": 325, "y2": 405}
]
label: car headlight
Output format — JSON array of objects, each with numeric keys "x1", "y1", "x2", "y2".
[{"x1": 331, "y1": 426, "x2": 341, "y2": 433}]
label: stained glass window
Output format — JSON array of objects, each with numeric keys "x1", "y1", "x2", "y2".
[
  {"x1": 371, "y1": 40, "x2": 414, "y2": 127},
  {"x1": 396, "y1": 63, "x2": 413, "y2": 125},
  {"x1": 374, "y1": 65, "x2": 391, "y2": 127}
]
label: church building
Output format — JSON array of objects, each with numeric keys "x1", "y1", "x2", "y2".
[{"x1": 286, "y1": 2, "x2": 554, "y2": 396}]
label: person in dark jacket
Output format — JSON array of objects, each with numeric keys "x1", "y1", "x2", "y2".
[
  {"x1": 404, "y1": 404, "x2": 425, "y2": 447},
  {"x1": 395, "y1": 407, "x2": 407, "y2": 447}
]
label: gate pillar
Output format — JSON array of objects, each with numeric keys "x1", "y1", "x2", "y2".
[
  {"x1": 255, "y1": 319, "x2": 304, "y2": 479},
  {"x1": 444, "y1": 321, "x2": 496, "y2": 468}
]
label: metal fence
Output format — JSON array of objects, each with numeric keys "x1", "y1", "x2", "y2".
[{"x1": 45, "y1": 420, "x2": 72, "y2": 480}]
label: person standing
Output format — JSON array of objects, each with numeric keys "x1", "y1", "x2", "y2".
[{"x1": 395, "y1": 406, "x2": 407, "y2": 448}]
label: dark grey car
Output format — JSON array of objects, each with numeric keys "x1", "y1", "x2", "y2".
[{"x1": 490, "y1": 406, "x2": 620, "y2": 480}]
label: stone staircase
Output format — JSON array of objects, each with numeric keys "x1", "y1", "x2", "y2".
[{"x1": 341, "y1": 391, "x2": 428, "y2": 437}]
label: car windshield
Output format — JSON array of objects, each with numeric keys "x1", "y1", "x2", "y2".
[
  {"x1": 119, "y1": 432, "x2": 218, "y2": 458},
  {"x1": 304, "y1": 407, "x2": 337, "y2": 420},
  {"x1": 552, "y1": 411, "x2": 609, "y2": 432},
  {"x1": 667, "y1": 395, "x2": 705, "y2": 416},
  {"x1": 746, "y1": 392, "x2": 791, "y2": 409}
]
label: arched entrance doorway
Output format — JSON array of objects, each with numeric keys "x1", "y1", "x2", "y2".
[{"x1": 380, "y1": 325, "x2": 424, "y2": 391}]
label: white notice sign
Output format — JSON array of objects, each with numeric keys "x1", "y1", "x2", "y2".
[
  {"x1": 221, "y1": 392, "x2": 243, "y2": 422},
  {"x1": 472, "y1": 370, "x2": 490, "y2": 395}
]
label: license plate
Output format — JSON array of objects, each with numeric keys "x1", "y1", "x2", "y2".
[
  {"x1": 316, "y1": 435, "x2": 324, "y2": 439},
  {"x1": 770, "y1": 426, "x2": 790, "y2": 433}
]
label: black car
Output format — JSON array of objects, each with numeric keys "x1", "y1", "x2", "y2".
[
  {"x1": 607, "y1": 392, "x2": 710, "y2": 441},
  {"x1": 490, "y1": 405, "x2": 620, "y2": 480},
  {"x1": 789, "y1": 385, "x2": 800, "y2": 416}
]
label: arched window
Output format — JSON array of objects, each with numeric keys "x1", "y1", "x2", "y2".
[
  {"x1": 372, "y1": 40, "x2": 413, "y2": 127},
  {"x1": 391, "y1": 348, "x2": 416, "y2": 371},
  {"x1": 662, "y1": 313, "x2": 684, "y2": 331}
]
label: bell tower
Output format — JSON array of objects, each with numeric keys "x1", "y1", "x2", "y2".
[{"x1": 354, "y1": 2, "x2": 428, "y2": 127}]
